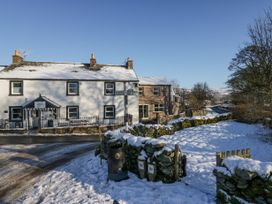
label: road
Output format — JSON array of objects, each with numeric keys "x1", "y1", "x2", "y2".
[{"x1": 0, "y1": 142, "x2": 99, "y2": 203}]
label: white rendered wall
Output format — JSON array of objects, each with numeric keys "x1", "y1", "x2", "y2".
[{"x1": 0, "y1": 80, "x2": 139, "y2": 124}]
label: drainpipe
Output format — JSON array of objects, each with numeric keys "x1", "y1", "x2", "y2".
[{"x1": 124, "y1": 82, "x2": 128, "y2": 129}]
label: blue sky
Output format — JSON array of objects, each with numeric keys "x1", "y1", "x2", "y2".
[{"x1": 0, "y1": 1, "x2": 271, "y2": 89}]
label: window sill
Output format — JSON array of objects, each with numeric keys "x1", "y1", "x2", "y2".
[{"x1": 9, "y1": 94, "x2": 24, "y2": 96}]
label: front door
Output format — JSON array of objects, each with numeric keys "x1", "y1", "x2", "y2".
[
  {"x1": 139, "y1": 105, "x2": 149, "y2": 120},
  {"x1": 32, "y1": 110, "x2": 40, "y2": 129}
]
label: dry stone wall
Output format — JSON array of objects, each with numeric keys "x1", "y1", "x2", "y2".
[
  {"x1": 101, "y1": 132, "x2": 186, "y2": 183},
  {"x1": 213, "y1": 156, "x2": 272, "y2": 204},
  {"x1": 128, "y1": 113, "x2": 232, "y2": 138}
]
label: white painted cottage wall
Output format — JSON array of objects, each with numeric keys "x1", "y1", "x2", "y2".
[{"x1": 0, "y1": 80, "x2": 139, "y2": 124}]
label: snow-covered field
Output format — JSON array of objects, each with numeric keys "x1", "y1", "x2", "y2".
[{"x1": 10, "y1": 121, "x2": 272, "y2": 204}]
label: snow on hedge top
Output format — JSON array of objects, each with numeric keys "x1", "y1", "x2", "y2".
[
  {"x1": 139, "y1": 76, "x2": 170, "y2": 85},
  {"x1": 0, "y1": 63, "x2": 138, "y2": 81},
  {"x1": 223, "y1": 156, "x2": 272, "y2": 179}
]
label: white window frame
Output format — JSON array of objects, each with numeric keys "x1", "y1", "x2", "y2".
[
  {"x1": 139, "y1": 87, "x2": 144, "y2": 96},
  {"x1": 10, "y1": 81, "x2": 23, "y2": 95},
  {"x1": 105, "y1": 82, "x2": 115, "y2": 96},
  {"x1": 67, "y1": 82, "x2": 79, "y2": 95},
  {"x1": 10, "y1": 107, "x2": 23, "y2": 121},
  {"x1": 139, "y1": 104, "x2": 149, "y2": 119},
  {"x1": 154, "y1": 104, "x2": 164, "y2": 112},
  {"x1": 104, "y1": 105, "x2": 115, "y2": 119},
  {"x1": 67, "y1": 106, "x2": 79, "y2": 119},
  {"x1": 153, "y1": 87, "x2": 160, "y2": 96}
]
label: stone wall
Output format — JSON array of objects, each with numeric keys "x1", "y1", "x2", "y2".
[
  {"x1": 100, "y1": 132, "x2": 186, "y2": 183},
  {"x1": 127, "y1": 113, "x2": 232, "y2": 138},
  {"x1": 139, "y1": 84, "x2": 172, "y2": 121},
  {"x1": 39, "y1": 124, "x2": 123, "y2": 135},
  {"x1": 213, "y1": 156, "x2": 272, "y2": 204}
]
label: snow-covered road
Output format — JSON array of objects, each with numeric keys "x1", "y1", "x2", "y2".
[
  {"x1": 1, "y1": 121, "x2": 272, "y2": 204},
  {"x1": 0, "y1": 142, "x2": 99, "y2": 203}
]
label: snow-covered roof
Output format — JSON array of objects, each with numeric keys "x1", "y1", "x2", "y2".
[
  {"x1": 0, "y1": 62, "x2": 138, "y2": 81},
  {"x1": 139, "y1": 76, "x2": 170, "y2": 85},
  {"x1": 0, "y1": 65, "x2": 7, "y2": 72}
]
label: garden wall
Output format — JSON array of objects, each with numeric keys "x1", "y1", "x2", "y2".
[
  {"x1": 128, "y1": 113, "x2": 232, "y2": 138},
  {"x1": 213, "y1": 156, "x2": 272, "y2": 204},
  {"x1": 101, "y1": 132, "x2": 186, "y2": 183},
  {"x1": 39, "y1": 124, "x2": 123, "y2": 135}
]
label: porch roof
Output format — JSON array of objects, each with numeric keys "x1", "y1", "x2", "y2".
[{"x1": 23, "y1": 95, "x2": 61, "y2": 109}]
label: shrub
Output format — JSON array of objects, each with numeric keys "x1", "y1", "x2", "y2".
[{"x1": 182, "y1": 120, "x2": 192, "y2": 128}]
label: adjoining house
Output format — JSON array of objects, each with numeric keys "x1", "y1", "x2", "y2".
[
  {"x1": 0, "y1": 50, "x2": 139, "y2": 129},
  {"x1": 138, "y1": 76, "x2": 175, "y2": 123}
]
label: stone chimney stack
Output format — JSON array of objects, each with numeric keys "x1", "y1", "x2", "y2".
[
  {"x1": 12, "y1": 50, "x2": 23, "y2": 64},
  {"x1": 127, "y1": 58, "x2": 133, "y2": 69},
  {"x1": 90, "y1": 52, "x2": 96, "y2": 67}
]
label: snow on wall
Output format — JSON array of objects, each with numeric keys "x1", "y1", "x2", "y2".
[
  {"x1": 0, "y1": 80, "x2": 139, "y2": 124},
  {"x1": 222, "y1": 156, "x2": 272, "y2": 179}
]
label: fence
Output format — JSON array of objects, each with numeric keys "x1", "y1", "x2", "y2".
[
  {"x1": 57, "y1": 116, "x2": 99, "y2": 127},
  {"x1": 216, "y1": 148, "x2": 251, "y2": 166},
  {"x1": 0, "y1": 119, "x2": 9, "y2": 129}
]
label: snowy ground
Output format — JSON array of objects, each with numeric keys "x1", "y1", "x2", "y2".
[{"x1": 2, "y1": 121, "x2": 272, "y2": 204}]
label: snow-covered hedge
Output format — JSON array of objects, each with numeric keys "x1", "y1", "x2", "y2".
[
  {"x1": 213, "y1": 156, "x2": 272, "y2": 204},
  {"x1": 100, "y1": 131, "x2": 186, "y2": 183}
]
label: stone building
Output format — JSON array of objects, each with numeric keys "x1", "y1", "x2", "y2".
[{"x1": 138, "y1": 77, "x2": 173, "y2": 123}]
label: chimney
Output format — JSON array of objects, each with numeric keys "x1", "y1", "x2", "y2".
[
  {"x1": 127, "y1": 57, "x2": 133, "y2": 69},
  {"x1": 12, "y1": 50, "x2": 23, "y2": 64},
  {"x1": 90, "y1": 52, "x2": 96, "y2": 67}
]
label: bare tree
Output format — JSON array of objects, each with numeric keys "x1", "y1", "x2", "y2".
[
  {"x1": 228, "y1": 8, "x2": 272, "y2": 122},
  {"x1": 189, "y1": 82, "x2": 213, "y2": 110}
]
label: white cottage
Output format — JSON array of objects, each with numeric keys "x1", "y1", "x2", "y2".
[{"x1": 0, "y1": 51, "x2": 139, "y2": 129}]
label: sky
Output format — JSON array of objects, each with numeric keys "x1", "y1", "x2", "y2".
[{"x1": 0, "y1": 0, "x2": 271, "y2": 89}]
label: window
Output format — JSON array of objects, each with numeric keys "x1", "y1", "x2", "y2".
[
  {"x1": 67, "y1": 81, "x2": 79, "y2": 96},
  {"x1": 139, "y1": 105, "x2": 149, "y2": 119},
  {"x1": 104, "y1": 82, "x2": 115, "y2": 96},
  {"x1": 104, "y1": 105, "x2": 115, "y2": 119},
  {"x1": 154, "y1": 104, "x2": 164, "y2": 112},
  {"x1": 67, "y1": 106, "x2": 79, "y2": 119},
  {"x1": 153, "y1": 87, "x2": 160, "y2": 96},
  {"x1": 10, "y1": 81, "x2": 23, "y2": 95},
  {"x1": 9, "y1": 107, "x2": 23, "y2": 121},
  {"x1": 139, "y1": 87, "x2": 144, "y2": 96}
]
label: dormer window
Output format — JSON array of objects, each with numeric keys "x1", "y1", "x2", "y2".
[
  {"x1": 10, "y1": 81, "x2": 23, "y2": 96},
  {"x1": 104, "y1": 82, "x2": 115, "y2": 96},
  {"x1": 67, "y1": 81, "x2": 79, "y2": 96}
]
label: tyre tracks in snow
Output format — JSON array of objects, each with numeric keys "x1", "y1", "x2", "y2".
[{"x1": 0, "y1": 142, "x2": 99, "y2": 203}]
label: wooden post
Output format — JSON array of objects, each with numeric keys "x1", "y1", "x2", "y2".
[
  {"x1": 241, "y1": 149, "x2": 245, "y2": 158},
  {"x1": 221, "y1": 152, "x2": 225, "y2": 160},
  {"x1": 174, "y1": 144, "x2": 180, "y2": 180},
  {"x1": 246, "y1": 148, "x2": 251, "y2": 158},
  {"x1": 216, "y1": 152, "x2": 222, "y2": 166},
  {"x1": 226, "y1": 151, "x2": 230, "y2": 157}
]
